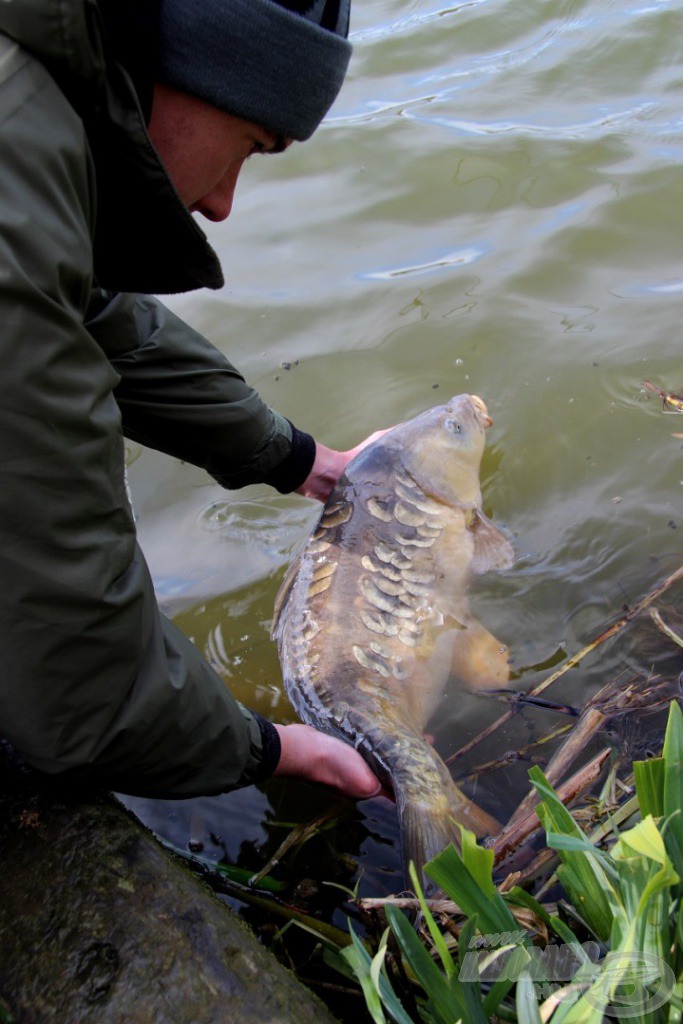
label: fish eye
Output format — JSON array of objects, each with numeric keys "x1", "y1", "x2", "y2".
[{"x1": 444, "y1": 418, "x2": 462, "y2": 434}]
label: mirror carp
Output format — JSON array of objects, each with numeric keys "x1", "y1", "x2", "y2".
[{"x1": 272, "y1": 394, "x2": 515, "y2": 887}]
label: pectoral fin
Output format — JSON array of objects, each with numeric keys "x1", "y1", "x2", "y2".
[
  {"x1": 450, "y1": 618, "x2": 510, "y2": 691},
  {"x1": 468, "y1": 509, "x2": 515, "y2": 574}
]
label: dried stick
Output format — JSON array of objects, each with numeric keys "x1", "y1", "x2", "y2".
[
  {"x1": 359, "y1": 895, "x2": 459, "y2": 913},
  {"x1": 505, "y1": 709, "x2": 607, "y2": 828},
  {"x1": 505, "y1": 669, "x2": 674, "y2": 827},
  {"x1": 505, "y1": 672, "x2": 628, "y2": 825},
  {"x1": 462, "y1": 722, "x2": 574, "y2": 782},
  {"x1": 492, "y1": 747, "x2": 611, "y2": 867},
  {"x1": 650, "y1": 607, "x2": 683, "y2": 649},
  {"x1": 248, "y1": 804, "x2": 343, "y2": 888}
]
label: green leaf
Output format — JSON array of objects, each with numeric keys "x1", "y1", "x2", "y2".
[
  {"x1": 425, "y1": 843, "x2": 521, "y2": 938},
  {"x1": 408, "y1": 862, "x2": 457, "y2": 983},
  {"x1": 323, "y1": 945, "x2": 356, "y2": 982},
  {"x1": 662, "y1": 701, "x2": 683, "y2": 877},
  {"x1": 385, "y1": 903, "x2": 463, "y2": 1024},
  {"x1": 375, "y1": 968, "x2": 418, "y2": 1024},
  {"x1": 668, "y1": 981, "x2": 683, "y2": 1022},
  {"x1": 339, "y1": 924, "x2": 417, "y2": 1024},
  {"x1": 634, "y1": 757, "x2": 665, "y2": 817},
  {"x1": 369, "y1": 930, "x2": 418, "y2": 1024},
  {"x1": 460, "y1": 826, "x2": 496, "y2": 898},
  {"x1": 456, "y1": 916, "x2": 495, "y2": 1024},
  {"x1": 610, "y1": 815, "x2": 678, "y2": 968},
  {"x1": 370, "y1": 930, "x2": 390, "y2": 998},
  {"x1": 612, "y1": 814, "x2": 672, "y2": 866},
  {"x1": 529, "y1": 766, "x2": 617, "y2": 942},
  {"x1": 340, "y1": 924, "x2": 387, "y2": 1024},
  {"x1": 546, "y1": 987, "x2": 605, "y2": 1024},
  {"x1": 481, "y1": 969, "x2": 516, "y2": 1018},
  {"x1": 545, "y1": 831, "x2": 618, "y2": 876},
  {"x1": 515, "y1": 973, "x2": 543, "y2": 1024},
  {"x1": 505, "y1": 887, "x2": 593, "y2": 963}
]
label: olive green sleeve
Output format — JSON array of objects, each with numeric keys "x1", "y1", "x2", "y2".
[
  {"x1": 87, "y1": 289, "x2": 316, "y2": 493},
  {"x1": 0, "y1": 36, "x2": 282, "y2": 797}
]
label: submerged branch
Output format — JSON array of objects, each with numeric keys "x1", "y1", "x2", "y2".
[
  {"x1": 248, "y1": 804, "x2": 344, "y2": 889},
  {"x1": 462, "y1": 722, "x2": 574, "y2": 782}
]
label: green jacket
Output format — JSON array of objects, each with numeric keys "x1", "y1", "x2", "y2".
[{"x1": 0, "y1": 0, "x2": 313, "y2": 796}]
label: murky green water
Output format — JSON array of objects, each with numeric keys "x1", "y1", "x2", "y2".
[{"x1": 124, "y1": 0, "x2": 683, "y2": 906}]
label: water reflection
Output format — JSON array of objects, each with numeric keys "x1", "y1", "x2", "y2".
[{"x1": 122, "y1": 779, "x2": 403, "y2": 916}]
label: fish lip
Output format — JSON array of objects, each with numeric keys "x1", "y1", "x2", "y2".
[
  {"x1": 469, "y1": 394, "x2": 493, "y2": 427},
  {"x1": 448, "y1": 393, "x2": 493, "y2": 429}
]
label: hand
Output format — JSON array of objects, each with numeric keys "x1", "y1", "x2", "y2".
[
  {"x1": 272, "y1": 723, "x2": 390, "y2": 800},
  {"x1": 295, "y1": 429, "x2": 394, "y2": 503}
]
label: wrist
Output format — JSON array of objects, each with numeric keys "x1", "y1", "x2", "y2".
[
  {"x1": 263, "y1": 423, "x2": 316, "y2": 494},
  {"x1": 295, "y1": 444, "x2": 346, "y2": 503}
]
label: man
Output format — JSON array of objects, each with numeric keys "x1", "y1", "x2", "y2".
[{"x1": 0, "y1": 0, "x2": 381, "y2": 801}]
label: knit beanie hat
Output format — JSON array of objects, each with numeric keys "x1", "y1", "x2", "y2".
[{"x1": 157, "y1": 0, "x2": 352, "y2": 142}]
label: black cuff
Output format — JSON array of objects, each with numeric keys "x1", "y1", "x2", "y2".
[
  {"x1": 263, "y1": 423, "x2": 316, "y2": 494},
  {"x1": 250, "y1": 712, "x2": 282, "y2": 782}
]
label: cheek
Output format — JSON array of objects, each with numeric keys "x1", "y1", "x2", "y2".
[
  {"x1": 191, "y1": 139, "x2": 249, "y2": 202},
  {"x1": 176, "y1": 154, "x2": 236, "y2": 208}
]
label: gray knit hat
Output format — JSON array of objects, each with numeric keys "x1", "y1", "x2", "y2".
[{"x1": 157, "y1": 0, "x2": 352, "y2": 142}]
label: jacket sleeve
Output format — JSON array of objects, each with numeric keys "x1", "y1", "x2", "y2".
[
  {"x1": 0, "y1": 40, "x2": 282, "y2": 797},
  {"x1": 87, "y1": 290, "x2": 316, "y2": 494}
]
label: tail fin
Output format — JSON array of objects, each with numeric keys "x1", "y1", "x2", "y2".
[
  {"x1": 395, "y1": 765, "x2": 500, "y2": 894},
  {"x1": 398, "y1": 796, "x2": 461, "y2": 894}
]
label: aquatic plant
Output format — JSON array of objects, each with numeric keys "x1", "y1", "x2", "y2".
[{"x1": 329, "y1": 700, "x2": 683, "y2": 1024}]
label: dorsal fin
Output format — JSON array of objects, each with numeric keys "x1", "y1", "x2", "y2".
[{"x1": 271, "y1": 550, "x2": 304, "y2": 639}]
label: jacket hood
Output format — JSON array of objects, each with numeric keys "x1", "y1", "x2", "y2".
[
  {"x1": 0, "y1": 0, "x2": 106, "y2": 87},
  {"x1": 0, "y1": 0, "x2": 224, "y2": 294}
]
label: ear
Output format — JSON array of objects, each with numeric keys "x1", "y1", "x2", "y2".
[{"x1": 468, "y1": 509, "x2": 515, "y2": 574}]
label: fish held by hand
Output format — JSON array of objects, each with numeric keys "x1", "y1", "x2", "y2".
[{"x1": 272, "y1": 394, "x2": 514, "y2": 888}]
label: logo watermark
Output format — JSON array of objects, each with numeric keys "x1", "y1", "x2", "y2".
[{"x1": 459, "y1": 935, "x2": 675, "y2": 1017}]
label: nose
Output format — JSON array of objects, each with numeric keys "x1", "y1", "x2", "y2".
[{"x1": 197, "y1": 160, "x2": 245, "y2": 222}]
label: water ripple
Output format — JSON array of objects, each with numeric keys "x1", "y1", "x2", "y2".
[
  {"x1": 351, "y1": 0, "x2": 492, "y2": 43},
  {"x1": 360, "y1": 245, "x2": 487, "y2": 280},
  {"x1": 413, "y1": 102, "x2": 662, "y2": 139}
]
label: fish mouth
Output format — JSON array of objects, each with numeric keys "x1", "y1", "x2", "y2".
[
  {"x1": 469, "y1": 394, "x2": 493, "y2": 429},
  {"x1": 448, "y1": 389, "x2": 491, "y2": 425}
]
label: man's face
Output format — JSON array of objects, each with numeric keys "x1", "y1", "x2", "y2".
[{"x1": 149, "y1": 84, "x2": 291, "y2": 222}]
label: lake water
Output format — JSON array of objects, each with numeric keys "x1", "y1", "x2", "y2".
[{"x1": 123, "y1": 0, "x2": 683, "y2": 908}]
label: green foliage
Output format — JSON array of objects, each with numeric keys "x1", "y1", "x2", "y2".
[
  {"x1": 333, "y1": 700, "x2": 683, "y2": 1024},
  {"x1": 425, "y1": 837, "x2": 520, "y2": 939},
  {"x1": 528, "y1": 763, "x2": 617, "y2": 943}
]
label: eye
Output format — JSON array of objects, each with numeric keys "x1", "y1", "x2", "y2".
[{"x1": 445, "y1": 418, "x2": 462, "y2": 434}]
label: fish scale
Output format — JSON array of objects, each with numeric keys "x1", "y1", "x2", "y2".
[{"x1": 272, "y1": 394, "x2": 515, "y2": 890}]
